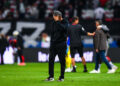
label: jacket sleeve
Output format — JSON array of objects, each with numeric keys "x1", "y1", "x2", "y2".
[
  {"x1": 94, "y1": 30, "x2": 100, "y2": 49},
  {"x1": 17, "y1": 36, "x2": 24, "y2": 48},
  {"x1": 81, "y1": 27, "x2": 87, "y2": 35},
  {"x1": 100, "y1": 25, "x2": 109, "y2": 32},
  {"x1": 56, "y1": 20, "x2": 69, "y2": 30}
]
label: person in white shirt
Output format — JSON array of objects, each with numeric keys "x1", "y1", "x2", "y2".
[{"x1": 94, "y1": 6, "x2": 105, "y2": 20}]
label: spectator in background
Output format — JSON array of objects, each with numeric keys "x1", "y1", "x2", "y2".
[
  {"x1": 25, "y1": 3, "x2": 38, "y2": 19},
  {"x1": 76, "y1": 0, "x2": 85, "y2": 19},
  {"x1": 93, "y1": 0, "x2": 99, "y2": 9},
  {"x1": 69, "y1": 0, "x2": 75, "y2": 8},
  {"x1": 17, "y1": 0, "x2": 26, "y2": 19},
  {"x1": 0, "y1": 0, "x2": 4, "y2": 10},
  {"x1": 94, "y1": 6, "x2": 105, "y2": 20},
  {"x1": 2, "y1": 7, "x2": 10, "y2": 19},
  {"x1": 86, "y1": 0, "x2": 93, "y2": 9},
  {"x1": 41, "y1": 33, "x2": 50, "y2": 48},
  {"x1": 38, "y1": 0, "x2": 47, "y2": 20},
  {"x1": 30, "y1": 3, "x2": 39, "y2": 19},
  {"x1": 58, "y1": 2, "x2": 68, "y2": 17},
  {"x1": 113, "y1": 2, "x2": 120, "y2": 19},
  {"x1": 0, "y1": 10, "x2": 3, "y2": 20},
  {"x1": 68, "y1": 4, "x2": 74, "y2": 19}
]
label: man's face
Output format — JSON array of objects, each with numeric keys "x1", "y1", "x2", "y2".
[
  {"x1": 95, "y1": 21, "x2": 99, "y2": 27},
  {"x1": 75, "y1": 19, "x2": 79, "y2": 24},
  {"x1": 53, "y1": 15, "x2": 59, "y2": 21}
]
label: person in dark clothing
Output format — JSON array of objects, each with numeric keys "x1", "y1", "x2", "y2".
[
  {"x1": 17, "y1": 0, "x2": 26, "y2": 19},
  {"x1": 89, "y1": 20, "x2": 117, "y2": 74},
  {"x1": 46, "y1": 11, "x2": 68, "y2": 82},
  {"x1": 68, "y1": 16, "x2": 92, "y2": 72},
  {"x1": 38, "y1": 0, "x2": 47, "y2": 20},
  {"x1": 0, "y1": 0, "x2": 4, "y2": 10},
  {"x1": 76, "y1": 1, "x2": 85, "y2": 19},
  {"x1": 0, "y1": 34, "x2": 8, "y2": 65},
  {"x1": 58, "y1": 2, "x2": 68, "y2": 17},
  {"x1": 113, "y1": 2, "x2": 120, "y2": 18},
  {"x1": 11, "y1": 31, "x2": 25, "y2": 66}
]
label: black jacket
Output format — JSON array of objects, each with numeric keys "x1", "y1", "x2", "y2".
[
  {"x1": 68, "y1": 24, "x2": 87, "y2": 47},
  {"x1": 50, "y1": 19, "x2": 68, "y2": 48},
  {"x1": 17, "y1": 35, "x2": 24, "y2": 49},
  {"x1": 0, "y1": 36, "x2": 8, "y2": 51}
]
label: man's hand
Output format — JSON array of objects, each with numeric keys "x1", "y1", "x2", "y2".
[
  {"x1": 87, "y1": 32, "x2": 95, "y2": 36},
  {"x1": 96, "y1": 49, "x2": 99, "y2": 52},
  {"x1": 97, "y1": 26, "x2": 102, "y2": 30}
]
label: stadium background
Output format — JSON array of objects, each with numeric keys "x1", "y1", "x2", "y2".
[{"x1": 0, "y1": 0, "x2": 120, "y2": 63}]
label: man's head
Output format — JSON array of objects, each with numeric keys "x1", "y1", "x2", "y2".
[
  {"x1": 0, "y1": 34, "x2": 5, "y2": 38},
  {"x1": 72, "y1": 16, "x2": 79, "y2": 24},
  {"x1": 95, "y1": 20, "x2": 102, "y2": 27},
  {"x1": 53, "y1": 10, "x2": 62, "y2": 21},
  {"x1": 13, "y1": 31, "x2": 19, "y2": 37}
]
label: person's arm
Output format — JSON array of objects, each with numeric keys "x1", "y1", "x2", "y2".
[
  {"x1": 97, "y1": 25, "x2": 109, "y2": 32},
  {"x1": 56, "y1": 19, "x2": 69, "y2": 30},
  {"x1": 87, "y1": 32, "x2": 95, "y2": 36},
  {"x1": 81, "y1": 26, "x2": 95, "y2": 36},
  {"x1": 81, "y1": 27, "x2": 87, "y2": 34}
]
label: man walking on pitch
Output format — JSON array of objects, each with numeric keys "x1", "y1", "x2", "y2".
[
  {"x1": 90, "y1": 20, "x2": 117, "y2": 73},
  {"x1": 68, "y1": 16, "x2": 92, "y2": 72},
  {"x1": 46, "y1": 11, "x2": 68, "y2": 81}
]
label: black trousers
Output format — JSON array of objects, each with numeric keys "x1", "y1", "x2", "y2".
[
  {"x1": 0, "y1": 49, "x2": 5, "y2": 64},
  {"x1": 17, "y1": 49, "x2": 24, "y2": 63},
  {"x1": 49, "y1": 46, "x2": 66, "y2": 78}
]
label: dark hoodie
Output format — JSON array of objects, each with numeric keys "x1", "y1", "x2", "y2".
[{"x1": 50, "y1": 19, "x2": 69, "y2": 48}]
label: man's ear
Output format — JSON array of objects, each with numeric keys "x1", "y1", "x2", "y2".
[{"x1": 59, "y1": 16, "x2": 63, "y2": 21}]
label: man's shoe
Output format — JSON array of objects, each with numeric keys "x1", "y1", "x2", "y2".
[
  {"x1": 71, "y1": 67, "x2": 76, "y2": 72},
  {"x1": 89, "y1": 70, "x2": 100, "y2": 73},
  {"x1": 112, "y1": 66, "x2": 118, "y2": 70},
  {"x1": 18, "y1": 62, "x2": 26, "y2": 66},
  {"x1": 45, "y1": 77, "x2": 54, "y2": 81},
  {"x1": 57, "y1": 77, "x2": 64, "y2": 82},
  {"x1": 83, "y1": 69, "x2": 88, "y2": 72},
  {"x1": 107, "y1": 69, "x2": 116, "y2": 74},
  {"x1": 65, "y1": 68, "x2": 71, "y2": 72}
]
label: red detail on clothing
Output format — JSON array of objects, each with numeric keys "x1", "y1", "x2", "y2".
[
  {"x1": 9, "y1": 39, "x2": 17, "y2": 48},
  {"x1": 21, "y1": 55, "x2": 25, "y2": 62},
  {"x1": 13, "y1": 39, "x2": 17, "y2": 44},
  {"x1": 106, "y1": 56, "x2": 111, "y2": 62},
  {"x1": 72, "y1": 23, "x2": 77, "y2": 25}
]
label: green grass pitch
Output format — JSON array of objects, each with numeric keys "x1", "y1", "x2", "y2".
[{"x1": 0, "y1": 63, "x2": 120, "y2": 86}]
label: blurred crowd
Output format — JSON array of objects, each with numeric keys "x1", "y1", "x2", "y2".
[{"x1": 0, "y1": 0, "x2": 120, "y2": 20}]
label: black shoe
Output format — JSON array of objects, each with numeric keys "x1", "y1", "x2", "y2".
[
  {"x1": 71, "y1": 67, "x2": 76, "y2": 72},
  {"x1": 83, "y1": 69, "x2": 88, "y2": 72},
  {"x1": 0, "y1": 63, "x2": 4, "y2": 65},
  {"x1": 58, "y1": 77, "x2": 64, "y2": 82},
  {"x1": 45, "y1": 77, "x2": 54, "y2": 81}
]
